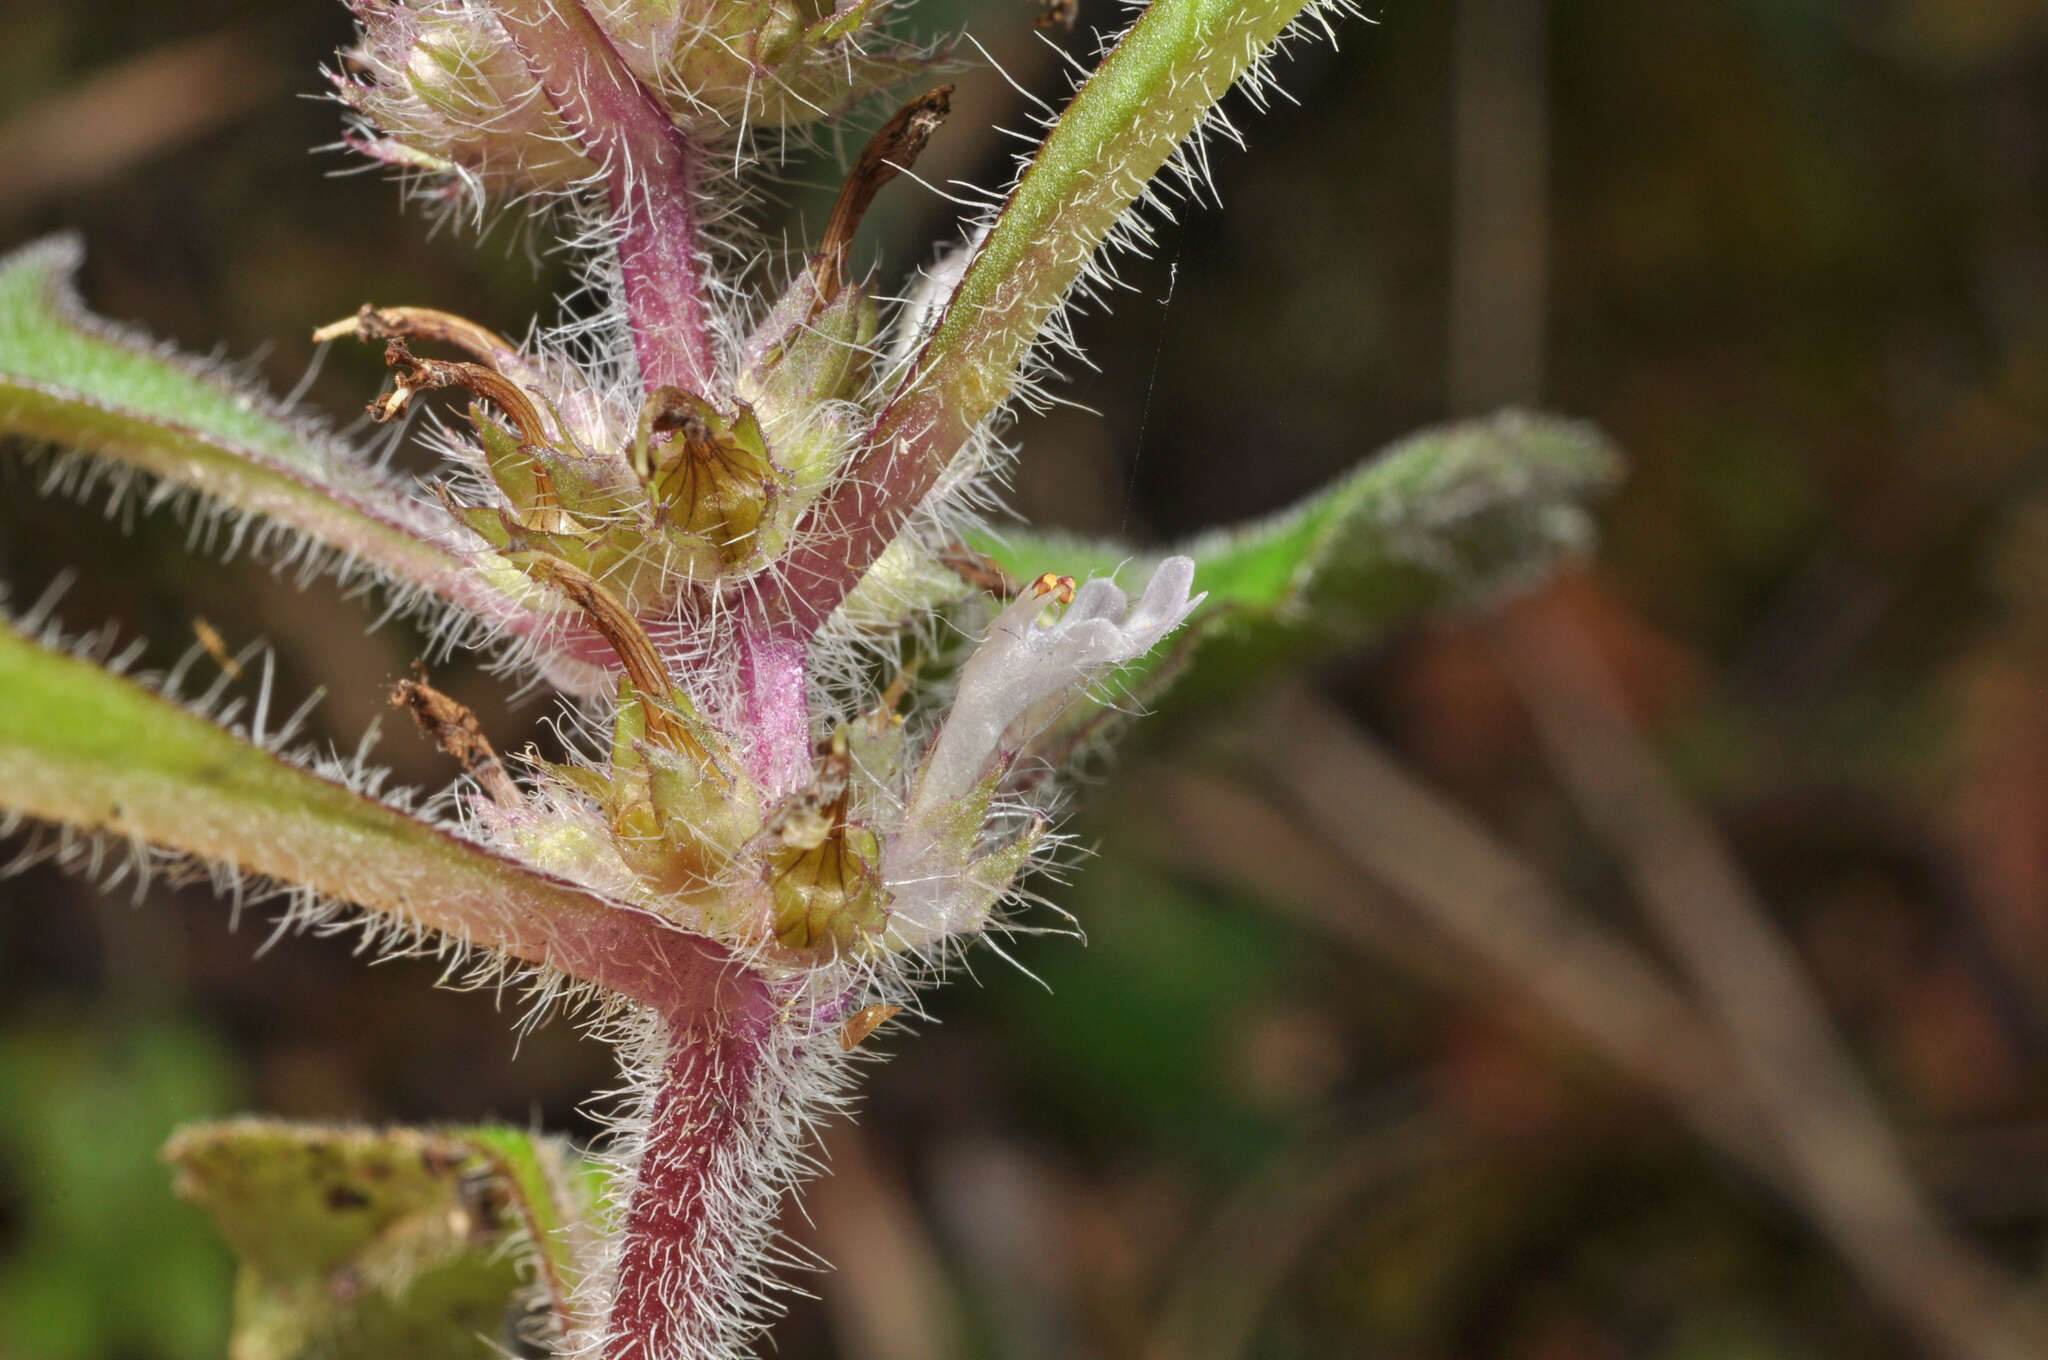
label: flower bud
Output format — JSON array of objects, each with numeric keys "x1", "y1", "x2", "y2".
[
  {"x1": 341, "y1": 0, "x2": 929, "y2": 199},
  {"x1": 338, "y1": 0, "x2": 595, "y2": 191},
  {"x1": 737, "y1": 278, "x2": 878, "y2": 500},
  {"x1": 590, "y1": 0, "x2": 929, "y2": 131}
]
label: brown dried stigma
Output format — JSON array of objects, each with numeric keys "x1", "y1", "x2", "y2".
[
  {"x1": 520, "y1": 556, "x2": 716, "y2": 771},
  {"x1": 314, "y1": 305, "x2": 520, "y2": 371},
  {"x1": 370, "y1": 339, "x2": 549, "y2": 447},
  {"x1": 390, "y1": 673, "x2": 523, "y2": 808},
  {"x1": 814, "y1": 86, "x2": 954, "y2": 303}
]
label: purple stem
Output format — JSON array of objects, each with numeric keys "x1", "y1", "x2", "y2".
[
  {"x1": 736, "y1": 624, "x2": 814, "y2": 798},
  {"x1": 604, "y1": 987, "x2": 777, "y2": 1360},
  {"x1": 498, "y1": 0, "x2": 719, "y2": 397},
  {"x1": 770, "y1": 395, "x2": 959, "y2": 634}
]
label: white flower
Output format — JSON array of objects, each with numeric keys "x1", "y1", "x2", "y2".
[{"x1": 911, "y1": 555, "x2": 1204, "y2": 819}]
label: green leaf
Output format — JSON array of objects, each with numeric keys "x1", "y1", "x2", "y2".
[
  {"x1": 0, "y1": 236, "x2": 549, "y2": 643},
  {"x1": 461, "y1": 1125, "x2": 601, "y2": 1335},
  {"x1": 971, "y1": 412, "x2": 1623, "y2": 757},
  {"x1": 0, "y1": 618, "x2": 742, "y2": 1018},
  {"x1": 164, "y1": 1121, "x2": 594, "y2": 1360}
]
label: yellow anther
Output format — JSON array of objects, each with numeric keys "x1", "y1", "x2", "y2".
[{"x1": 1030, "y1": 572, "x2": 1076, "y2": 605}]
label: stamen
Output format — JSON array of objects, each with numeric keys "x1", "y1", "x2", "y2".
[{"x1": 1030, "y1": 572, "x2": 1077, "y2": 605}]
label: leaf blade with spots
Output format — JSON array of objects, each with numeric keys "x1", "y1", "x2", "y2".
[{"x1": 164, "y1": 1120, "x2": 595, "y2": 1360}]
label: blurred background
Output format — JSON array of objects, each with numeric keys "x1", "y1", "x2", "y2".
[{"x1": 6, "y1": 0, "x2": 2048, "y2": 1356}]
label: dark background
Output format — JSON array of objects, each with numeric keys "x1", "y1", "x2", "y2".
[{"x1": 6, "y1": 0, "x2": 2048, "y2": 1356}]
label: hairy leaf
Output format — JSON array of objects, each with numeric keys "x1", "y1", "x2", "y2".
[
  {"x1": 0, "y1": 236, "x2": 549, "y2": 641},
  {"x1": 971, "y1": 412, "x2": 1623, "y2": 761},
  {"x1": 164, "y1": 1120, "x2": 592, "y2": 1360},
  {"x1": 0, "y1": 619, "x2": 744, "y2": 1017}
]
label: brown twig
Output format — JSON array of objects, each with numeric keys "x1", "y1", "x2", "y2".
[
  {"x1": 0, "y1": 32, "x2": 274, "y2": 218},
  {"x1": 1243, "y1": 684, "x2": 2048, "y2": 1358},
  {"x1": 1236, "y1": 688, "x2": 1779, "y2": 1174},
  {"x1": 1145, "y1": 1102, "x2": 1461, "y2": 1360}
]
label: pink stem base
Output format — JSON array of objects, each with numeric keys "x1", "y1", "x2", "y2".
[{"x1": 605, "y1": 985, "x2": 776, "y2": 1360}]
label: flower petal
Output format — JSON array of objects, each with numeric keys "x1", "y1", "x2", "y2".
[{"x1": 912, "y1": 555, "x2": 1202, "y2": 814}]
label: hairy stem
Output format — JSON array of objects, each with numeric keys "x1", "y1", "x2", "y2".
[
  {"x1": 498, "y1": 0, "x2": 719, "y2": 397},
  {"x1": 736, "y1": 624, "x2": 812, "y2": 799},
  {"x1": 606, "y1": 992, "x2": 777, "y2": 1360},
  {"x1": 773, "y1": 0, "x2": 1319, "y2": 629}
]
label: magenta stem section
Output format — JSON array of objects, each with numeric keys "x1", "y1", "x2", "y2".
[
  {"x1": 736, "y1": 624, "x2": 813, "y2": 798},
  {"x1": 498, "y1": 0, "x2": 718, "y2": 396},
  {"x1": 605, "y1": 989, "x2": 775, "y2": 1360},
  {"x1": 771, "y1": 418, "x2": 949, "y2": 634}
]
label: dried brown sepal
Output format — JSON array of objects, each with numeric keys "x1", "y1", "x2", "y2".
[
  {"x1": 518, "y1": 555, "x2": 709, "y2": 765},
  {"x1": 814, "y1": 86, "x2": 954, "y2": 303},
  {"x1": 839, "y1": 1004, "x2": 902, "y2": 1051},
  {"x1": 313, "y1": 304, "x2": 520, "y2": 371},
  {"x1": 389, "y1": 672, "x2": 523, "y2": 809},
  {"x1": 938, "y1": 539, "x2": 1020, "y2": 599},
  {"x1": 371, "y1": 338, "x2": 549, "y2": 448}
]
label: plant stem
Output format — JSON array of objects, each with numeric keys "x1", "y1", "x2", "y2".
[
  {"x1": 497, "y1": 0, "x2": 719, "y2": 397},
  {"x1": 736, "y1": 624, "x2": 812, "y2": 798},
  {"x1": 606, "y1": 991, "x2": 777, "y2": 1360}
]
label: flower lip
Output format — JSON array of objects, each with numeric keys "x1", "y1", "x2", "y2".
[{"x1": 910, "y1": 555, "x2": 1204, "y2": 815}]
